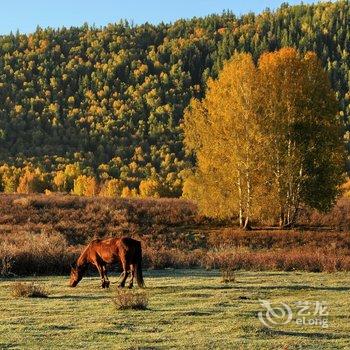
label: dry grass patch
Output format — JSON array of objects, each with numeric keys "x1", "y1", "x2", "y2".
[
  {"x1": 221, "y1": 268, "x2": 236, "y2": 283},
  {"x1": 11, "y1": 282, "x2": 48, "y2": 298},
  {"x1": 113, "y1": 289, "x2": 148, "y2": 310}
]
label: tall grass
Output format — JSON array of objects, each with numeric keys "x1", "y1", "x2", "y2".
[
  {"x1": 0, "y1": 232, "x2": 76, "y2": 275},
  {"x1": 1, "y1": 194, "x2": 350, "y2": 275}
]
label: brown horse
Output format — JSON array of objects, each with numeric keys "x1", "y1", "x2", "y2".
[{"x1": 69, "y1": 236, "x2": 144, "y2": 289}]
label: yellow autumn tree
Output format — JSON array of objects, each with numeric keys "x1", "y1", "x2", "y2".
[
  {"x1": 51, "y1": 164, "x2": 81, "y2": 193},
  {"x1": 257, "y1": 48, "x2": 344, "y2": 226},
  {"x1": 0, "y1": 165, "x2": 21, "y2": 193},
  {"x1": 121, "y1": 186, "x2": 138, "y2": 198},
  {"x1": 139, "y1": 179, "x2": 162, "y2": 198},
  {"x1": 184, "y1": 53, "x2": 263, "y2": 228},
  {"x1": 61, "y1": 164, "x2": 81, "y2": 192},
  {"x1": 53, "y1": 171, "x2": 66, "y2": 192},
  {"x1": 183, "y1": 48, "x2": 344, "y2": 227},
  {"x1": 72, "y1": 175, "x2": 98, "y2": 196},
  {"x1": 17, "y1": 168, "x2": 45, "y2": 194},
  {"x1": 84, "y1": 177, "x2": 99, "y2": 196},
  {"x1": 99, "y1": 179, "x2": 124, "y2": 197}
]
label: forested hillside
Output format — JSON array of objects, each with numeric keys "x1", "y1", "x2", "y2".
[{"x1": 0, "y1": 1, "x2": 349, "y2": 196}]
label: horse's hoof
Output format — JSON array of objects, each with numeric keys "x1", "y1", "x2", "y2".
[
  {"x1": 105, "y1": 281, "x2": 110, "y2": 288},
  {"x1": 117, "y1": 284, "x2": 124, "y2": 289},
  {"x1": 128, "y1": 285, "x2": 133, "y2": 289}
]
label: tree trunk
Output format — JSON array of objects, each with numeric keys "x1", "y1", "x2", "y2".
[
  {"x1": 237, "y1": 172, "x2": 243, "y2": 227},
  {"x1": 279, "y1": 211, "x2": 285, "y2": 228},
  {"x1": 244, "y1": 171, "x2": 252, "y2": 230},
  {"x1": 243, "y1": 216, "x2": 252, "y2": 230}
]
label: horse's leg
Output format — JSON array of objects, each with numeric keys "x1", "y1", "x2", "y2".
[
  {"x1": 128, "y1": 264, "x2": 135, "y2": 289},
  {"x1": 118, "y1": 259, "x2": 129, "y2": 288},
  {"x1": 102, "y1": 265, "x2": 110, "y2": 288},
  {"x1": 118, "y1": 271, "x2": 129, "y2": 288},
  {"x1": 95, "y1": 263, "x2": 107, "y2": 288}
]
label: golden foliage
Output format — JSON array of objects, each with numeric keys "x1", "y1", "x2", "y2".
[
  {"x1": 183, "y1": 48, "x2": 344, "y2": 226},
  {"x1": 99, "y1": 179, "x2": 124, "y2": 197},
  {"x1": 72, "y1": 175, "x2": 98, "y2": 196},
  {"x1": 17, "y1": 169, "x2": 45, "y2": 194},
  {"x1": 139, "y1": 179, "x2": 161, "y2": 198},
  {"x1": 121, "y1": 186, "x2": 138, "y2": 198}
]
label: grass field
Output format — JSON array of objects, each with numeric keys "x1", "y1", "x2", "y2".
[{"x1": 1, "y1": 270, "x2": 350, "y2": 349}]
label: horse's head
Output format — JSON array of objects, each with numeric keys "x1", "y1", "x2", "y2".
[{"x1": 69, "y1": 264, "x2": 83, "y2": 287}]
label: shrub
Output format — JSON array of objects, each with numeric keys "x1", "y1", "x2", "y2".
[
  {"x1": 1, "y1": 194, "x2": 350, "y2": 275},
  {"x1": 113, "y1": 289, "x2": 148, "y2": 310},
  {"x1": 11, "y1": 282, "x2": 48, "y2": 298},
  {"x1": 0, "y1": 231, "x2": 76, "y2": 275},
  {"x1": 221, "y1": 268, "x2": 235, "y2": 283},
  {"x1": 12, "y1": 197, "x2": 33, "y2": 207},
  {"x1": 1, "y1": 255, "x2": 14, "y2": 277}
]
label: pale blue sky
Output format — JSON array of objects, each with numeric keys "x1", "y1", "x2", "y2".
[{"x1": 0, "y1": 0, "x2": 318, "y2": 35}]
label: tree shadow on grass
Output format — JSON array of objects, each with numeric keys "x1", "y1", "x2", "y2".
[
  {"x1": 45, "y1": 324, "x2": 74, "y2": 330},
  {"x1": 238, "y1": 272, "x2": 293, "y2": 277},
  {"x1": 93, "y1": 330, "x2": 121, "y2": 336},
  {"x1": 144, "y1": 269, "x2": 220, "y2": 279},
  {"x1": 144, "y1": 270, "x2": 310, "y2": 279},
  {"x1": 0, "y1": 343, "x2": 20, "y2": 350},
  {"x1": 49, "y1": 295, "x2": 107, "y2": 300},
  {"x1": 178, "y1": 310, "x2": 214, "y2": 316},
  {"x1": 152, "y1": 284, "x2": 251, "y2": 292},
  {"x1": 260, "y1": 328, "x2": 348, "y2": 340},
  {"x1": 256, "y1": 284, "x2": 350, "y2": 292},
  {"x1": 175, "y1": 284, "x2": 350, "y2": 292},
  {"x1": 153, "y1": 308, "x2": 217, "y2": 316}
]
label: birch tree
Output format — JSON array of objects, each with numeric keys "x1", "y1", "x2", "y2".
[
  {"x1": 183, "y1": 48, "x2": 344, "y2": 227},
  {"x1": 258, "y1": 48, "x2": 344, "y2": 226},
  {"x1": 183, "y1": 54, "x2": 263, "y2": 228}
]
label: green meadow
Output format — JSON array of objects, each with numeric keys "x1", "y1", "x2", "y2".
[{"x1": 1, "y1": 270, "x2": 350, "y2": 350}]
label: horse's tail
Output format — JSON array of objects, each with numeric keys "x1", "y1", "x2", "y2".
[{"x1": 135, "y1": 240, "x2": 145, "y2": 288}]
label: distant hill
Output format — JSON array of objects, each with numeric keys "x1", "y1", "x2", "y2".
[{"x1": 0, "y1": 0, "x2": 349, "y2": 195}]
